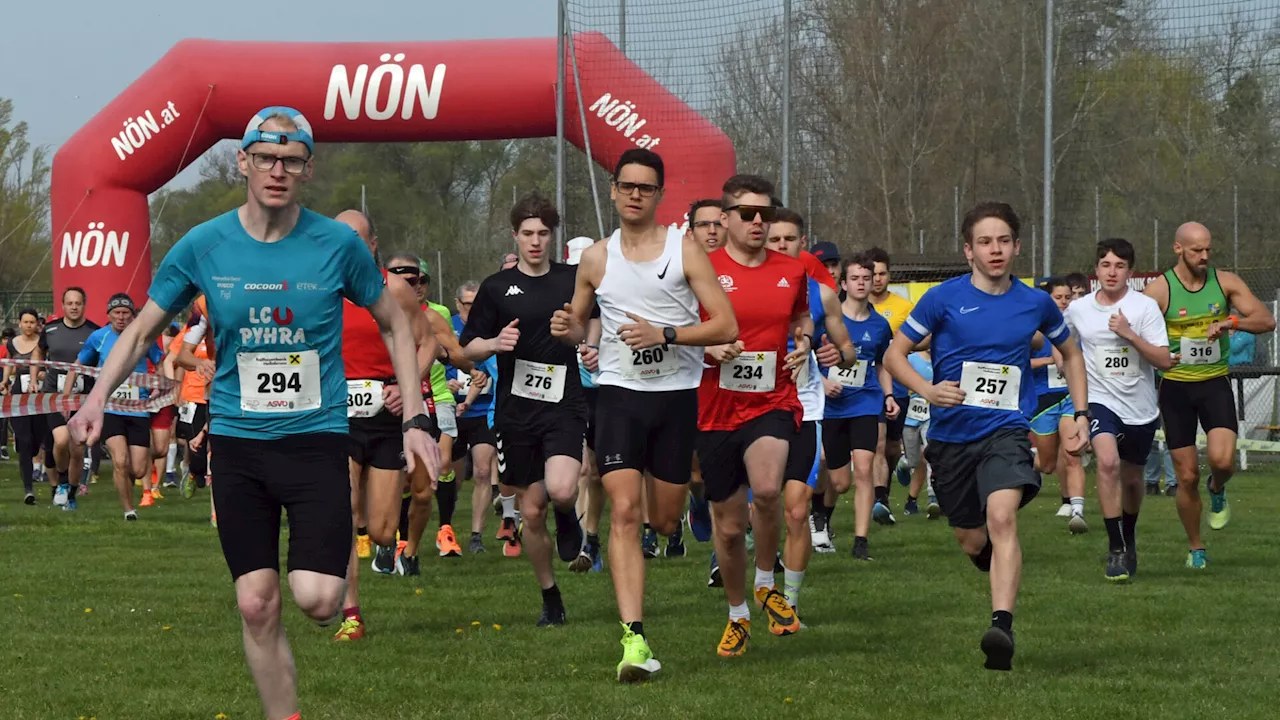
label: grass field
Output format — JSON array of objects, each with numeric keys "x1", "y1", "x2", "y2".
[{"x1": 4, "y1": 462, "x2": 1280, "y2": 720}]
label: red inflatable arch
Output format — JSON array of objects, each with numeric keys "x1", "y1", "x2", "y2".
[{"x1": 51, "y1": 33, "x2": 736, "y2": 323}]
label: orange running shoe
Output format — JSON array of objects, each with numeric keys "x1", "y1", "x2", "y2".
[
  {"x1": 139, "y1": 490, "x2": 155, "y2": 508},
  {"x1": 501, "y1": 518, "x2": 522, "y2": 558},
  {"x1": 150, "y1": 486, "x2": 164, "y2": 500},
  {"x1": 436, "y1": 525, "x2": 463, "y2": 557},
  {"x1": 333, "y1": 614, "x2": 365, "y2": 642},
  {"x1": 394, "y1": 539, "x2": 408, "y2": 563},
  {"x1": 717, "y1": 619, "x2": 750, "y2": 657},
  {"x1": 496, "y1": 518, "x2": 514, "y2": 542},
  {"x1": 754, "y1": 586, "x2": 800, "y2": 636}
]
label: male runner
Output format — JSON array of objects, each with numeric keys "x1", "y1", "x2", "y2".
[
  {"x1": 1143, "y1": 221, "x2": 1275, "y2": 568},
  {"x1": 809, "y1": 241, "x2": 841, "y2": 279},
  {"x1": 1065, "y1": 238, "x2": 1172, "y2": 581},
  {"x1": 867, "y1": 247, "x2": 913, "y2": 521},
  {"x1": 554, "y1": 148, "x2": 739, "y2": 681},
  {"x1": 684, "y1": 198, "x2": 724, "y2": 549},
  {"x1": 1030, "y1": 278, "x2": 1087, "y2": 532},
  {"x1": 450, "y1": 279, "x2": 500, "y2": 554},
  {"x1": 699, "y1": 174, "x2": 813, "y2": 656},
  {"x1": 685, "y1": 199, "x2": 724, "y2": 253},
  {"x1": 883, "y1": 201, "x2": 1089, "y2": 671},
  {"x1": 41, "y1": 287, "x2": 99, "y2": 506},
  {"x1": 68, "y1": 106, "x2": 439, "y2": 720},
  {"x1": 64, "y1": 294, "x2": 164, "y2": 519},
  {"x1": 764, "y1": 208, "x2": 856, "y2": 614},
  {"x1": 460, "y1": 192, "x2": 587, "y2": 627}
]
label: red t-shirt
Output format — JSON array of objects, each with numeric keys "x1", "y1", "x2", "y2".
[
  {"x1": 800, "y1": 251, "x2": 836, "y2": 289},
  {"x1": 698, "y1": 248, "x2": 807, "y2": 431}
]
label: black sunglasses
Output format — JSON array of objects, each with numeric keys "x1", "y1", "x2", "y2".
[{"x1": 724, "y1": 205, "x2": 776, "y2": 223}]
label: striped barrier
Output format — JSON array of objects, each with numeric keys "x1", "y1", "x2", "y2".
[{"x1": 0, "y1": 359, "x2": 177, "y2": 418}]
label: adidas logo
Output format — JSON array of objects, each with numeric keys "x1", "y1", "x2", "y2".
[
  {"x1": 777, "y1": 278, "x2": 790, "y2": 288},
  {"x1": 505, "y1": 285, "x2": 524, "y2": 297}
]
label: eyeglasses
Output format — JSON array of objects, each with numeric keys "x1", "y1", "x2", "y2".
[
  {"x1": 724, "y1": 205, "x2": 776, "y2": 223},
  {"x1": 248, "y1": 152, "x2": 307, "y2": 175},
  {"x1": 615, "y1": 181, "x2": 661, "y2": 197},
  {"x1": 692, "y1": 220, "x2": 723, "y2": 230},
  {"x1": 387, "y1": 266, "x2": 422, "y2": 287},
  {"x1": 457, "y1": 300, "x2": 473, "y2": 308}
]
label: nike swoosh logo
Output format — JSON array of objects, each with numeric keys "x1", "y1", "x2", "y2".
[
  {"x1": 657, "y1": 259, "x2": 672, "y2": 280},
  {"x1": 959, "y1": 306, "x2": 980, "y2": 314}
]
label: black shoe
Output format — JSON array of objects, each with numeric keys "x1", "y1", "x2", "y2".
[
  {"x1": 707, "y1": 551, "x2": 722, "y2": 587},
  {"x1": 401, "y1": 554, "x2": 421, "y2": 576},
  {"x1": 1145, "y1": 485, "x2": 1158, "y2": 496},
  {"x1": 1164, "y1": 485, "x2": 1177, "y2": 497},
  {"x1": 23, "y1": 493, "x2": 35, "y2": 505},
  {"x1": 665, "y1": 523, "x2": 686, "y2": 558},
  {"x1": 537, "y1": 604, "x2": 566, "y2": 627},
  {"x1": 851, "y1": 538, "x2": 873, "y2": 561},
  {"x1": 553, "y1": 507, "x2": 584, "y2": 563},
  {"x1": 1105, "y1": 550, "x2": 1130, "y2": 583},
  {"x1": 773, "y1": 552, "x2": 785, "y2": 572},
  {"x1": 1124, "y1": 546, "x2": 1137, "y2": 577},
  {"x1": 642, "y1": 527, "x2": 659, "y2": 559},
  {"x1": 981, "y1": 626, "x2": 1015, "y2": 671}
]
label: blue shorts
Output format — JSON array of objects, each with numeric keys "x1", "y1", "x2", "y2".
[
  {"x1": 1088, "y1": 403, "x2": 1158, "y2": 466},
  {"x1": 1030, "y1": 392, "x2": 1074, "y2": 436}
]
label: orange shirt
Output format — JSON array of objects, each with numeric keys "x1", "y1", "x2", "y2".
[{"x1": 169, "y1": 332, "x2": 209, "y2": 404}]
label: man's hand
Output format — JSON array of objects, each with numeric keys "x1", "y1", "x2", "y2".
[
  {"x1": 1206, "y1": 320, "x2": 1232, "y2": 342},
  {"x1": 1108, "y1": 309, "x2": 1135, "y2": 341},
  {"x1": 196, "y1": 359, "x2": 215, "y2": 381},
  {"x1": 1062, "y1": 415, "x2": 1091, "y2": 455},
  {"x1": 383, "y1": 383, "x2": 403, "y2": 416},
  {"x1": 67, "y1": 395, "x2": 106, "y2": 446},
  {"x1": 784, "y1": 327, "x2": 811, "y2": 377},
  {"x1": 550, "y1": 303, "x2": 580, "y2": 340},
  {"x1": 469, "y1": 369, "x2": 489, "y2": 392},
  {"x1": 403, "y1": 428, "x2": 442, "y2": 480},
  {"x1": 579, "y1": 344, "x2": 600, "y2": 374},
  {"x1": 926, "y1": 380, "x2": 966, "y2": 408},
  {"x1": 816, "y1": 336, "x2": 842, "y2": 368},
  {"x1": 823, "y1": 377, "x2": 842, "y2": 398},
  {"x1": 493, "y1": 320, "x2": 520, "y2": 354},
  {"x1": 446, "y1": 378, "x2": 463, "y2": 394},
  {"x1": 884, "y1": 396, "x2": 900, "y2": 420},
  {"x1": 457, "y1": 402, "x2": 469, "y2": 416},
  {"x1": 619, "y1": 312, "x2": 665, "y2": 350},
  {"x1": 706, "y1": 341, "x2": 744, "y2": 364}
]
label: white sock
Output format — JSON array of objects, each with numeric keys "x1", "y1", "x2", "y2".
[
  {"x1": 728, "y1": 602, "x2": 750, "y2": 622},
  {"x1": 501, "y1": 493, "x2": 516, "y2": 520},
  {"x1": 33, "y1": 461, "x2": 42, "y2": 475},
  {"x1": 753, "y1": 566, "x2": 774, "y2": 591},
  {"x1": 783, "y1": 567, "x2": 805, "y2": 609},
  {"x1": 166, "y1": 443, "x2": 178, "y2": 471},
  {"x1": 1070, "y1": 496, "x2": 1085, "y2": 515}
]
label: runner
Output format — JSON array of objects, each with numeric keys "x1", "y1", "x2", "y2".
[
  {"x1": 1143, "y1": 221, "x2": 1275, "y2": 568},
  {"x1": 685, "y1": 199, "x2": 725, "y2": 253},
  {"x1": 1029, "y1": 278, "x2": 1088, "y2": 534},
  {"x1": 697, "y1": 174, "x2": 812, "y2": 656},
  {"x1": 460, "y1": 191, "x2": 587, "y2": 627},
  {"x1": 764, "y1": 208, "x2": 857, "y2": 615},
  {"x1": 64, "y1": 294, "x2": 164, "y2": 519},
  {"x1": 883, "y1": 201, "x2": 1089, "y2": 671},
  {"x1": 67, "y1": 106, "x2": 439, "y2": 720},
  {"x1": 866, "y1": 247, "x2": 913, "y2": 522},
  {"x1": 172, "y1": 297, "x2": 212, "y2": 499},
  {"x1": 553, "y1": 148, "x2": 739, "y2": 681},
  {"x1": 809, "y1": 241, "x2": 841, "y2": 279},
  {"x1": 1065, "y1": 238, "x2": 1172, "y2": 581},
  {"x1": 41, "y1": 287, "x2": 99, "y2": 506},
  {"x1": 449, "y1": 279, "x2": 500, "y2": 555},
  {"x1": 146, "y1": 324, "x2": 181, "y2": 503},
  {"x1": 2, "y1": 309, "x2": 46, "y2": 505},
  {"x1": 334, "y1": 210, "x2": 440, "y2": 641},
  {"x1": 819, "y1": 253, "x2": 896, "y2": 561},
  {"x1": 900, "y1": 349, "x2": 939, "y2": 518},
  {"x1": 684, "y1": 199, "x2": 722, "y2": 559}
]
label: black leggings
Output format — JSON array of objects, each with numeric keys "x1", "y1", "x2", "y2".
[
  {"x1": 12, "y1": 415, "x2": 44, "y2": 495},
  {"x1": 188, "y1": 440, "x2": 209, "y2": 488}
]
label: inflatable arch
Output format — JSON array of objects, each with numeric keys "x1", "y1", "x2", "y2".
[{"x1": 51, "y1": 33, "x2": 736, "y2": 322}]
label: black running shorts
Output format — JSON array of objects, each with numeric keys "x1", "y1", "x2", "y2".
[
  {"x1": 348, "y1": 409, "x2": 412, "y2": 471},
  {"x1": 925, "y1": 427, "x2": 1040, "y2": 530},
  {"x1": 211, "y1": 433, "x2": 352, "y2": 580},
  {"x1": 821, "y1": 414, "x2": 880, "y2": 467},
  {"x1": 584, "y1": 387, "x2": 599, "y2": 453},
  {"x1": 102, "y1": 413, "x2": 151, "y2": 447},
  {"x1": 176, "y1": 402, "x2": 210, "y2": 442},
  {"x1": 697, "y1": 410, "x2": 797, "y2": 503},
  {"x1": 784, "y1": 420, "x2": 819, "y2": 486},
  {"x1": 594, "y1": 385, "x2": 697, "y2": 484},
  {"x1": 495, "y1": 411, "x2": 586, "y2": 488},
  {"x1": 1158, "y1": 376, "x2": 1238, "y2": 450},
  {"x1": 452, "y1": 414, "x2": 497, "y2": 462},
  {"x1": 884, "y1": 396, "x2": 909, "y2": 442}
]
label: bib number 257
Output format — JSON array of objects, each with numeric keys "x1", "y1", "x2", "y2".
[{"x1": 973, "y1": 377, "x2": 1008, "y2": 395}]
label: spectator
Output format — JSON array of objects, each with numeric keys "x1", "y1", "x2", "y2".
[{"x1": 1229, "y1": 328, "x2": 1256, "y2": 365}]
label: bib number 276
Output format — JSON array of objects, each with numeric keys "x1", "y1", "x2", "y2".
[{"x1": 523, "y1": 373, "x2": 553, "y2": 390}]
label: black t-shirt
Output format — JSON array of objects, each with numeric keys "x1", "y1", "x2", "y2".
[
  {"x1": 459, "y1": 263, "x2": 593, "y2": 429},
  {"x1": 38, "y1": 317, "x2": 100, "y2": 393}
]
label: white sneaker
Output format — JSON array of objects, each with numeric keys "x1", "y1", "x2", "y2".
[
  {"x1": 1068, "y1": 511, "x2": 1089, "y2": 535},
  {"x1": 812, "y1": 528, "x2": 836, "y2": 554},
  {"x1": 1055, "y1": 503, "x2": 1072, "y2": 518},
  {"x1": 53, "y1": 485, "x2": 68, "y2": 507}
]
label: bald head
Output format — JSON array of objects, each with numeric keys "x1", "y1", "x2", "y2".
[
  {"x1": 1174, "y1": 221, "x2": 1212, "y2": 277},
  {"x1": 335, "y1": 210, "x2": 375, "y2": 253},
  {"x1": 1175, "y1": 222, "x2": 1211, "y2": 247}
]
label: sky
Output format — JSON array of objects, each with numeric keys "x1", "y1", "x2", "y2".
[{"x1": 1, "y1": 0, "x2": 556, "y2": 190}]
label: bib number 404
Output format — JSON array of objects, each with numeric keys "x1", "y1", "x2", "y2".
[{"x1": 257, "y1": 371, "x2": 303, "y2": 394}]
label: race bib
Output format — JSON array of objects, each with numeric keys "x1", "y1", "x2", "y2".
[
  {"x1": 1182, "y1": 337, "x2": 1221, "y2": 365},
  {"x1": 1095, "y1": 345, "x2": 1139, "y2": 378},
  {"x1": 719, "y1": 352, "x2": 776, "y2": 393},
  {"x1": 17, "y1": 374, "x2": 30, "y2": 393},
  {"x1": 796, "y1": 354, "x2": 810, "y2": 388},
  {"x1": 832, "y1": 360, "x2": 868, "y2": 389},
  {"x1": 56, "y1": 374, "x2": 85, "y2": 393},
  {"x1": 458, "y1": 373, "x2": 491, "y2": 397},
  {"x1": 346, "y1": 379, "x2": 386, "y2": 418},
  {"x1": 907, "y1": 396, "x2": 930, "y2": 422},
  {"x1": 1048, "y1": 367, "x2": 1067, "y2": 390},
  {"x1": 178, "y1": 401, "x2": 197, "y2": 424},
  {"x1": 621, "y1": 344, "x2": 682, "y2": 381},
  {"x1": 237, "y1": 350, "x2": 321, "y2": 413},
  {"x1": 511, "y1": 359, "x2": 565, "y2": 403},
  {"x1": 959, "y1": 362, "x2": 1021, "y2": 411},
  {"x1": 111, "y1": 384, "x2": 140, "y2": 401}
]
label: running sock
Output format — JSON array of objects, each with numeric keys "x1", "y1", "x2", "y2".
[
  {"x1": 753, "y1": 566, "x2": 774, "y2": 591},
  {"x1": 166, "y1": 442, "x2": 178, "y2": 471},
  {"x1": 783, "y1": 567, "x2": 805, "y2": 609},
  {"x1": 626, "y1": 620, "x2": 645, "y2": 639},
  {"x1": 541, "y1": 584, "x2": 563, "y2": 610},
  {"x1": 1070, "y1": 496, "x2": 1085, "y2": 516},
  {"x1": 501, "y1": 493, "x2": 516, "y2": 520},
  {"x1": 970, "y1": 537, "x2": 993, "y2": 572},
  {"x1": 1121, "y1": 512, "x2": 1138, "y2": 549},
  {"x1": 643, "y1": 522, "x2": 653, "y2": 535},
  {"x1": 1061, "y1": 495, "x2": 1070, "y2": 506},
  {"x1": 343, "y1": 605, "x2": 361, "y2": 620},
  {"x1": 1104, "y1": 516, "x2": 1125, "y2": 552},
  {"x1": 728, "y1": 602, "x2": 750, "y2": 622},
  {"x1": 991, "y1": 610, "x2": 1013, "y2": 632},
  {"x1": 586, "y1": 532, "x2": 600, "y2": 550},
  {"x1": 907, "y1": 492, "x2": 918, "y2": 502},
  {"x1": 436, "y1": 471, "x2": 457, "y2": 528},
  {"x1": 398, "y1": 493, "x2": 411, "y2": 541},
  {"x1": 811, "y1": 494, "x2": 826, "y2": 517},
  {"x1": 357, "y1": 526, "x2": 368, "y2": 538},
  {"x1": 874, "y1": 485, "x2": 889, "y2": 506}
]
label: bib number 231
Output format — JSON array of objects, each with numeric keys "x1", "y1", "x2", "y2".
[{"x1": 238, "y1": 350, "x2": 321, "y2": 413}]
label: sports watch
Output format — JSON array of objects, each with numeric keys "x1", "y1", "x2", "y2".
[
  {"x1": 402, "y1": 413, "x2": 438, "y2": 435},
  {"x1": 663, "y1": 326, "x2": 677, "y2": 346}
]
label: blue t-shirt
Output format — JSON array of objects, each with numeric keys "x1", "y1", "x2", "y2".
[
  {"x1": 904, "y1": 353, "x2": 934, "y2": 429},
  {"x1": 821, "y1": 308, "x2": 892, "y2": 419},
  {"x1": 78, "y1": 325, "x2": 164, "y2": 418},
  {"x1": 900, "y1": 275, "x2": 1070, "y2": 443},
  {"x1": 450, "y1": 314, "x2": 498, "y2": 419},
  {"x1": 148, "y1": 208, "x2": 385, "y2": 440},
  {"x1": 1031, "y1": 343, "x2": 1053, "y2": 397}
]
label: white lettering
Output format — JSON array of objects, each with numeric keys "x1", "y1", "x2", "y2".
[
  {"x1": 326, "y1": 53, "x2": 446, "y2": 122},
  {"x1": 325, "y1": 63, "x2": 369, "y2": 121},
  {"x1": 239, "y1": 326, "x2": 307, "y2": 345},
  {"x1": 110, "y1": 106, "x2": 178, "y2": 160},
  {"x1": 59, "y1": 223, "x2": 129, "y2": 268},
  {"x1": 588, "y1": 93, "x2": 659, "y2": 148},
  {"x1": 402, "y1": 62, "x2": 447, "y2": 120}
]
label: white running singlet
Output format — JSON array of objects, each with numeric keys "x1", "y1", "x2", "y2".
[
  {"x1": 1064, "y1": 289, "x2": 1168, "y2": 424},
  {"x1": 596, "y1": 227, "x2": 703, "y2": 391}
]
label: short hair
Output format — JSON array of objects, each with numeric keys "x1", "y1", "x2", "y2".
[
  {"x1": 1039, "y1": 276, "x2": 1070, "y2": 294},
  {"x1": 17, "y1": 307, "x2": 39, "y2": 323},
  {"x1": 456, "y1": 280, "x2": 480, "y2": 298},
  {"x1": 385, "y1": 250, "x2": 421, "y2": 270},
  {"x1": 721, "y1": 174, "x2": 776, "y2": 207},
  {"x1": 961, "y1": 202, "x2": 1021, "y2": 244},
  {"x1": 1065, "y1": 272, "x2": 1089, "y2": 289},
  {"x1": 865, "y1": 246, "x2": 891, "y2": 269},
  {"x1": 773, "y1": 208, "x2": 806, "y2": 234},
  {"x1": 613, "y1": 148, "x2": 664, "y2": 187},
  {"x1": 841, "y1": 252, "x2": 874, "y2": 283},
  {"x1": 688, "y1": 198, "x2": 722, "y2": 223},
  {"x1": 509, "y1": 192, "x2": 560, "y2": 233},
  {"x1": 63, "y1": 286, "x2": 86, "y2": 303},
  {"x1": 1097, "y1": 237, "x2": 1136, "y2": 267},
  {"x1": 0, "y1": 327, "x2": 14, "y2": 340}
]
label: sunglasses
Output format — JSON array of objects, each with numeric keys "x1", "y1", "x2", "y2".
[
  {"x1": 388, "y1": 266, "x2": 422, "y2": 287},
  {"x1": 614, "y1": 181, "x2": 660, "y2": 197},
  {"x1": 724, "y1": 205, "x2": 776, "y2": 223}
]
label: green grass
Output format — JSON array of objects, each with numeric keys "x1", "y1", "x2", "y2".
[{"x1": 3, "y1": 464, "x2": 1279, "y2": 720}]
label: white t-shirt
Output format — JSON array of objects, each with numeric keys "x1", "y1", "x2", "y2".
[{"x1": 1064, "y1": 289, "x2": 1168, "y2": 425}]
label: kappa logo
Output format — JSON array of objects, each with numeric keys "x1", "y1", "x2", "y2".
[
  {"x1": 718, "y1": 274, "x2": 736, "y2": 292},
  {"x1": 505, "y1": 285, "x2": 524, "y2": 297},
  {"x1": 777, "y1": 277, "x2": 790, "y2": 288}
]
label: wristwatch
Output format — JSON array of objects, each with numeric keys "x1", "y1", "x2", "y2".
[
  {"x1": 402, "y1": 413, "x2": 438, "y2": 435},
  {"x1": 663, "y1": 326, "x2": 677, "y2": 347},
  {"x1": 1073, "y1": 410, "x2": 1091, "y2": 422}
]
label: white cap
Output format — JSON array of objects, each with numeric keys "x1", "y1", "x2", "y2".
[{"x1": 566, "y1": 236, "x2": 595, "y2": 266}]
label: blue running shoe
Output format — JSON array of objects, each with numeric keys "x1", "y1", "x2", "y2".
[
  {"x1": 895, "y1": 461, "x2": 911, "y2": 487},
  {"x1": 642, "y1": 527, "x2": 659, "y2": 559},
  {"x1": 688, "y1": 494, "x2": 713, "y2": 543},
  {"x1": 707, "y1": 551, "x2": 722, "y2": 587},
  {"x1": 1185, "y1": 548, "x2": 1207, "y2": 570},
  {"x1": 63, "y1": 496, "x2": 78, "y2": 511},
  {"x1": 873, "y1": 501, "x2": 895, "y2": 525},
  {"x1": 1208, "y1": 479, "x2": 1230, "y2": 530}
]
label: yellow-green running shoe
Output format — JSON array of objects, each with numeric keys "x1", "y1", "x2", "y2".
[
  {"x1": 1185, "y1": 548, "x2": 1207, "y2": 570},
  {"x1": 617, "y1": 624, "x2": 661, "y2": 684},
  {"x1": 1208, "y1": 482, "x2": 1230, "y2": 530}
]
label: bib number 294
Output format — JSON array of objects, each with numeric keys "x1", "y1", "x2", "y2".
[
  {"x1": 257, "y1": 372, "x2": 302, "y2": 394},
  {"x1": 238, "y1": 350, "x2": 322, "y2": 413}
]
